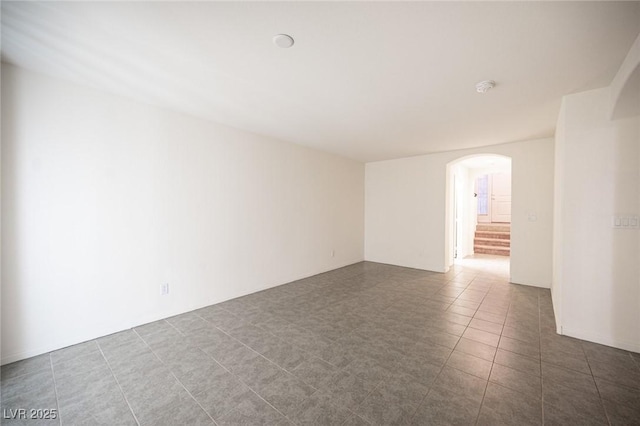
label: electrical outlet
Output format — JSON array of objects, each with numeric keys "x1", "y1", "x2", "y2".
[
  {"x1": 331, "y1": 250, "x2": 335, "y2": 257},
  {"x1": 161, "y1": 283, "x2": 170, "y2": 295}
]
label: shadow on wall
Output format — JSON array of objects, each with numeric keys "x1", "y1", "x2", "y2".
[
  {"x1": 1, "y1": 78, "x2": 29, "y2": 361},
  {"x1": 610, "y1": 116, "x2": 640, "y2": 347},
  {"x1": 609, "y1": 41, "x2": 640, "y2": 348}
]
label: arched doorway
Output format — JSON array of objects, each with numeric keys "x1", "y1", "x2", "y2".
[{"x1": 446, "y1": 154, "x2": 512, "y2": 275}]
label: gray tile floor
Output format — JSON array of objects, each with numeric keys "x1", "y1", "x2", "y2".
[{"x1": 2, "y1": 259, "x2": 640, "y2": 425}]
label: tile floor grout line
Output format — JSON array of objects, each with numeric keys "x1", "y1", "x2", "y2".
[
  {"x1": 405, "y1": 331, "x2": 454, "y2": 424},
  {"x1": 163, "y1": 318, "x2": 187, "y2": 336},
  {"x1": 48, "y1": 354, "x2": 62, "y2": 426},
  {"x1": 194, "y1": 303, "x2": 346, "y2": 370},
  {"x1": 474, "y1": 359, "x2": 496, "y2": 426},
  {"x1": 130, "y1": 328, "x2": 220, "y2": 426},
  {"x1": 581, "y1": 341, "x2": 613, "y2": 426},
  {"x1": 408, "y1": 272, "x2": 487, "y2": 424},
  {"x1": 345, "y1": 376, "x2": 386, "y2": 424},
  {"x1": 145, "y1": 316, "x2": 258, "y2": 385},
  {"x1": 471, "y1": 277, "x2": 505, "y2": 426},
  {"x1": 193, "y1": 310, "x2": 319, "y2": 379},
  {"x1": 168, "y1": 371, "x2": 221, "y2": 426},
  {"x1": 95, "y1": 342, "x2": 142, "y2": 426},
  {"x1": 170, "y1": 314, "x2": 316, "y2": 424}
]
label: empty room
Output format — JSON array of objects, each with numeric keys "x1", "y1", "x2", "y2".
[{"x1": 1, "y1": 1, "x2": 639, "y2": 425}]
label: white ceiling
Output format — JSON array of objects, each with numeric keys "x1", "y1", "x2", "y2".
[{"x1": 2, "y1": 1, "x2": 639, "y2": 162}]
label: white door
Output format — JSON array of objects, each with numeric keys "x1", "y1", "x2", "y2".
[{"x1": 491, "y1": 172, "x2": 511, "y2": 223}]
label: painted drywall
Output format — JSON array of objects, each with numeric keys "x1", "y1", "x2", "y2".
[
  {"x1": 1, "y1": 64, "x2": 365, "y2": 364},
  {"x1": 452, "y1": 164, "x2": 472, "y2": 260},
  {"x1": 552, "y1": 101, "x2": 567, "y2": 330},
  {"x1": 365, "y1": 138, "x2": 554, "y2": 288},
  {"x1": 553, "y1": 86, "x2": 640, "y2": 352}
]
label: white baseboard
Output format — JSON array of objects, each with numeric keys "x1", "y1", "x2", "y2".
[
  {"x1": 561, "y1": 326, "x2": 640, "y2": 353},
  {"x1": 1, "y1": 258, "x2": 365, "y2": 366},
  {"x1": 509, "y1": 278, "x2": 551, "y2": 289},
  {"x1": 0, "y1": 320, "x2": 136, "y2": 365}
]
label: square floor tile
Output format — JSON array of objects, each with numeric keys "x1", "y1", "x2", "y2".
[
  {"x1": 216, "y1": 391, "x2": 284, "y2": 425},
  {"x1": 455, "y1": 338, "x2": 497, "y2": 362},
  {"x1": 411, "y1": 386, "x2": 481, "y2": 425},
  {"x1": 433, "y1": 366, "x2": 487, "y2": 402},
  {"x1": 447, "y1": 350, "x2": 492, "y2": 380},
  {"x1": 542, "y1": 380, "x2": 607, "y2": 424},
  {"x1": 289, "y1": 391, "x2": 353, "y2": 426},
  {"x1": 257, "y1": 372, "x2": 315, "y2": 416},
  {"x1": 489, "y1": 363, "x2": 541, "y2": 398},
  {"x1": 477, "y1": 383, "x2": 541, "y2": 426}
]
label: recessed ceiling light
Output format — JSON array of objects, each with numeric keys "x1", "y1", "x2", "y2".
[
  {"x1": 475, "y1": 80, "x2": 496, "y2": 93},
  {"x1": 273, "y1": 34, "x2": 294, "y2": 49}
]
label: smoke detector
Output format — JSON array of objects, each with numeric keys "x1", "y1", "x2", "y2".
[
  {"x1": 273, "y1": 34, "x2": 295, "y2": 48},
  {"x1": 475, "y1": 80, "x2": 496, "y2": 93}
]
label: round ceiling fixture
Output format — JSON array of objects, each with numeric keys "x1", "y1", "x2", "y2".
[
  {"x1": 273, "y1": 34, "x2": 295, "y2": 48},
  {"x1": 475, "y1": 80, "x2": 496, "y2": 93}
]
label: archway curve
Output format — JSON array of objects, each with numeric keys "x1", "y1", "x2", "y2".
[
  {"x1": 610, "y1": 33, "x2": 640, "y2": 120},
  {"x1": 445, "y1": 153, "x2": 513, "y2": 275}
]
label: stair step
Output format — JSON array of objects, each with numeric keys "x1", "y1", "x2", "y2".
[
  {"x1": 474, "y1": 238, "x2": 510, "y2": 247},
  {"x1": 476, "y1": 224, "x2": 511, "y2": 232},
  {"x1": 474, "y1": 222, "x2": 511, "y2": 256},
  {"x1": 474, "y1": 245, "x2": 510, "y2": 256},
  {"x1": 475, "y1": 231, "x2": 510, "y2": 240}
]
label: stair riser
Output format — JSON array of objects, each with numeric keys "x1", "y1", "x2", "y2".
[
  {"x1": 474, "y1": 239, "x2": 510, "y2": 247},
  {"x1": 476, "y1": 225, "x2": 511, "y2": 232},
  {"x1": 475, "y1": 232, "x2": 510, "y2": 240},
  {"x1": 474, "y1": 222, "x2": 511, "y2": 256},
  {"x1": 475, "y1": 247, "x2": 510, "y2": 256}
]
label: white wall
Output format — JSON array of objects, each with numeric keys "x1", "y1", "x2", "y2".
[
  {"x1": 1, "y1": 64, "x2": 365, "y2": 364},
  {"x1": 365, "y1": 138, "x2": 554, "y2": 288},
  {"x1": 452, "y1": 164, "x2": 472, "y2": 260},
  {"x1": 553, "y1": 86, "x2": 640, "y2": 352},
  {"x1": 552, "y1": 102, "x2": 566, "y2": 329}
]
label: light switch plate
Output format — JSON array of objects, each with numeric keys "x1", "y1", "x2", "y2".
[{"x1": 612, "y1": 215, "x2": 639, "y2": 229}]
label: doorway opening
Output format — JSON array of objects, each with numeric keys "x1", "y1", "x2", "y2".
[{"x1": 446, "y1": 154, "x2": 512, "y2": 275}]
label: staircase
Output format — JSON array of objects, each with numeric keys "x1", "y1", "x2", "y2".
[{"x1": 474, "y1": 223, "x2": 510, "y2": 256}]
